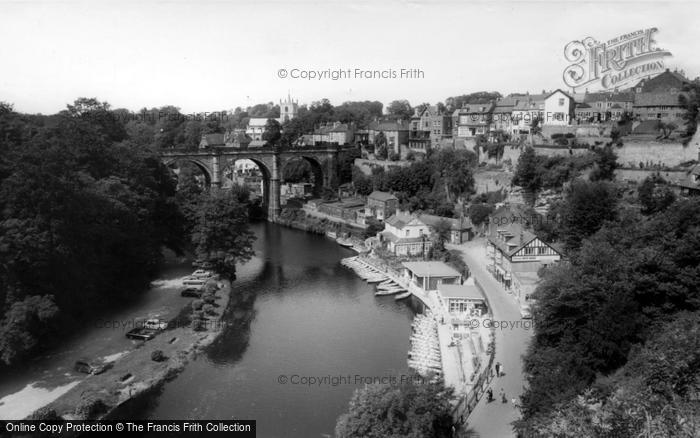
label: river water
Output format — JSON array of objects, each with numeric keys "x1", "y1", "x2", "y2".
[{"x1": 141, "y1": 222, "x2": 415, "y2": 437}]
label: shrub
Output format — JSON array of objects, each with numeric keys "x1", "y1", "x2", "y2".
[
  {"x1": 151, "y1": 350, "x2": 167, "y2": 362},
  {"x1": 192, "y1": 299, "x2": 203, "y2": 311},
  {"x1": 75, "y1": 396, "x2": 108, "y2": 420}
]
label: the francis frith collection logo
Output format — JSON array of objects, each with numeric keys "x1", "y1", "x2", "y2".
[{"x1": 563, "y1": 28, "x2": 672, "y2": 91}]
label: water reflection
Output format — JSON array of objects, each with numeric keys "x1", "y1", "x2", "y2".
[{"x1": 143, "y1": 223, "x2": 415, "y2": 438}]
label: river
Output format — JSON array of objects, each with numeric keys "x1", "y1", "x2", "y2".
[{"x1": 125, "y1": 222, "x2": 415, "y2": 437}]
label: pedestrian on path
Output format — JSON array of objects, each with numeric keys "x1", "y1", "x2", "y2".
[
  {"x1": 500, "y1": 388, "x2": 507, "y2": 404},
  {"x1": 499, "y1": 363, "x2": 505, "y2": 377},
  {"x1": 495, "y1": 361, "x2": 501, "y2": 377},
  {"x1": 486, "y1": 387, "x2": 494, "y2": 403}
]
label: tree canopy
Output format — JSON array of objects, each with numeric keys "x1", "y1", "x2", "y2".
[{"x1": 335, "y1": 375, "x2": 454, "y2": 438}]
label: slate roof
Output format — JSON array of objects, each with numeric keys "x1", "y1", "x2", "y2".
[
  {"x1": 511, "y1": 95, "x2": 546, "y2": 111},
  {"x1": 487, "y1": 205, "x2": 558, "y2": 257},
  {"x1": 438, "y1": 283, "x2": 484, "y2": 300},
  {"x1": 634, "y1": 92, "x2": 686, "y2": 107},
  {"x1": 403, "y1": 261, "x2": 461, "y2": 277},
  {"x1": 418, "y1": 213, "x2": 472, "y2": 230},
  {"x1": 582, "y1": 92, "x2": 635, "y2": 104},
  {"x1": 380, "y1": 232, "x2": 427, "y2": 244},
  {"x1": 248, "y1": 118, "x2": 270, "y2": 127},
  {"x1": 368, "y1": 191, "x2": 398, "y2": 202}
]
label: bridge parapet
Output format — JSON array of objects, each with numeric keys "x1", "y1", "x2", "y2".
[{"x1": 160, "y1": 145, "x2": 355, "y2": 221}]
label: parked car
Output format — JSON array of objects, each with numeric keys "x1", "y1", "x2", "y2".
[
  {"x1": 126, "y1": 327, "x2": 157, "y2": 341},
  {"x1": 183, "y1": 277, "x2": 206, "y2": 287},
  {"x1": 519, "y1": 304, "x2": 532, "y2": 319},
  {"x1": 143, "y1": 318, "x2": 168, "y2": 330},
  {"x1": 181, "y1": 287, "x2": 203, "y2": 298},
  {"x1": 191, "y1": 269, "x2": 213, "y2": 279},
  {"x1": 74, "y1": 359, "x2": 112, "y2": 375}
]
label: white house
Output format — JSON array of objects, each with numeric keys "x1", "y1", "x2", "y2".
[
  {"x1": 380, "y1": 211, "x2": 432, "y2": 256},
  {"x1": 543, "y1": 89, "x2": 575, "y2": 126},
  {"x1": 246, "y1": 118, "x2": 269, "y2": 141}
]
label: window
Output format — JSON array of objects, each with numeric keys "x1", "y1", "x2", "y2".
[
  {"x1": 405, "y1": 230, "x2": 409, "y2": 237},
  {"x1": 558, "y1": 98, "x2": 565, "y2": 106}
]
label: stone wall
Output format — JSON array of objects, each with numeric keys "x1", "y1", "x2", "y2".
[
  {"x1": 615, "y1": 168, "x2": 688, "y2": 184},
  {"x1": 615, "y1": 139, "x2": 698, "y2": 168},
  {"x1": 353, "y1": 158, "x2": 410, "y2": 176}
]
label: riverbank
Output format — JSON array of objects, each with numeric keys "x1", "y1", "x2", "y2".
[
  {"x1": 275, "y1": 207, "x2": 367, "y2": 239},
  {"x1": 29, "y1": 278, "x2": 232, "y2": 421}
]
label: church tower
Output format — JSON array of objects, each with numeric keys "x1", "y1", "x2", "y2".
[{"x1": 280, "y1": 92, "x2": 298, "y2": 123}]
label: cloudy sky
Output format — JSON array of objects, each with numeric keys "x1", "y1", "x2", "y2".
[{"x1": 1, "y1": 0, "x2": 699, "y2": 114}]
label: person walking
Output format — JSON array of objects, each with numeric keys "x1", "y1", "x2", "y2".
[
  {"x1": 500, "y1": 388, "x2": 507, "y2": 404},
  {"x1": 499, "y1": 363, "x2": 505, "y2": 377},
  {"x1": 486, "y1": 387, "x2": 494, "y2": 403},
  {"x1": 495, "y1": 362, "x2": 501, "y2": 377}
]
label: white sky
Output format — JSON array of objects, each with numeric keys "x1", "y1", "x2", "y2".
[{"x1": 1, "y1": 0, "x2": 699, "y2": 114}]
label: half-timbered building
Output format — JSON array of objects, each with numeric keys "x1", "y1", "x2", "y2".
[{"x1": 486, "y1": 207, "x2": 562, "y2": 289}]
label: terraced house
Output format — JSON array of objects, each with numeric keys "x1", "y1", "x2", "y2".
[
  {"x1": 453, "y1": 103, "x2": 494, "y2": 139},
  {"x1": 408, "y1": 105, "x2": 452, "y2": 152}
]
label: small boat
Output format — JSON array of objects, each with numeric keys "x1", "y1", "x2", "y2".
[
  {"x1": 375, "y1": 289, "x2": 402, "y2": 296},
  {"x1": 326, "y1": 230, "x2": 338, "y2": 239},
  {"x1": 395, "y1": 291, "x2": 412, "y2": 300},
  {"x1": 376, "y1": 282, "x2": 399, "y2": 290},
  {"x1": 366, "y1": 276, "x2": 388, "y2": 283},
  {"x1": 336, "y1": 237, "x2": 354, "y2": 247}
]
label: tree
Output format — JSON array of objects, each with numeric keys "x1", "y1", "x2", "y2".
[
  {"x1": 262, "y1": 119, "x2": 282, "y2": 148},
  {"x1": 386, "y1": 100, "x2": 413, "y2": 121},
  {"x1": 679, "y1": 83, "x2": 700, "y2": 141},
  {"x1": 638, "y1": 175, "x2": 676, "y2": 214},
  {"x1": 589, "y1": 146, "x2": 618, "y2": 181},
  {"x1": 512, "y1": 147, "x2": 542, "y2": 194},
  {"x1": 335, "y1": 375, "x2": 454, "y2": 438},
  {"x1": 0, "y1": 105, "x2": 184, "y2": 365},
  {"x1": 519, "y1": 198, "x2": 700, "y2": 431},
  {"x1": 432, "y1": 149, "x2": 476, "y2": 202},
  {"x1": 374, "y1": 132, "x2": 388, "y2": 159},
  {"x1": 352, "y1": 166, "x2": 373, "y2": 196},
  {"x1": 557, "y1": 179, "x2": 618, "y2": 251},
  {"x1": 444, "y1": 92, "x2": 502, "y2": 111},
  {"x1": 432, "y1": 219, "x2": 452, "y2": 252},
  {"x1": 468, "y1": 203, "x2": 494, "y2": 227},
  {"x1": 191, "y1": 190, "x2": 256, "y2": 280}
]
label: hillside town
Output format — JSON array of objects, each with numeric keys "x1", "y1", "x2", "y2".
[
  {"x1": 172, "y1": 66, "x2": 700, "y2": 436},
  {"x1": 2, "y1": 1, "x2": 700, "y2": 437}
]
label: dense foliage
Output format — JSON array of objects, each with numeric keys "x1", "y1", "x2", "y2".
[
  {"x1": 191, "y1": 190, "x2": 255, "y2": 280},
  {"x1": 517, "y1": 197, "x2": 700, "y2": 435},
  {"x1": 0, "y1": 99, "x2": 184, "y2": 365},
  {"x1": 512, "y1": 146, "x2": 617, "y2": 194},
  {"x1": 0, "y1": 98, "x2": 256, "y2": 366},
  {"x1": 335, "y1": 376, "x2": 454, "y2": 438},
  {"x1": 352, "y1": 149, "x2": 476, "y2": 217},
  {"x1": 521, "y1": 312, "x2": 700, "y2": 437}
]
